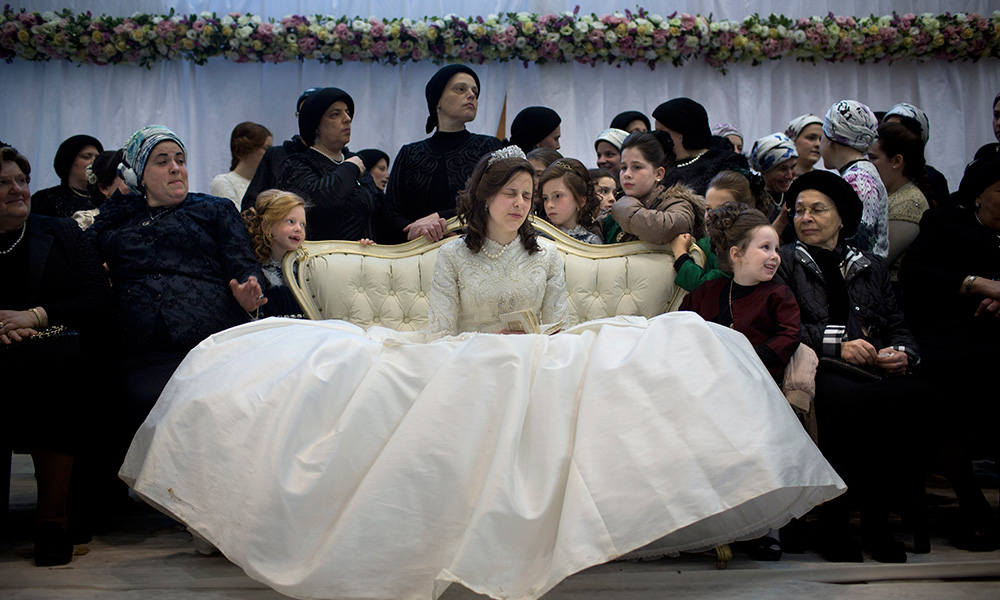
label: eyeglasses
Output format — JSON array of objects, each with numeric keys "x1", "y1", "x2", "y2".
[
  {"x1": 793, "y1": 204, "x2": 833, "y2": 218},
  {"x1": 0, "y1": 175, "x2": 30, "y2": 189}
]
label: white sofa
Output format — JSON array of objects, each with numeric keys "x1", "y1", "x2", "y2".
[{"x1": 283, "y1": 218, "x2": 704, "y2": 330}]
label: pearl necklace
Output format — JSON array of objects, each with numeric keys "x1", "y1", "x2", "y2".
[
  {"x1": 0, "y1": 222, "x2": 26, "y2": 254},
  {"x1": 675, "y1": 150, "x2": 708, "y2": 168},
  {"x1": 482, "y1": 238, "x2": 515, "y2": 259},
  {"x1": 313, "y1": 146, "x2": 345, "y2": 164}
]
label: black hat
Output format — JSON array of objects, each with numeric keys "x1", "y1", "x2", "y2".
[
  {"x1": 651, "y1": 98, "x2": 711, "y2": 150},
  {"x1": 958, "y1": 153, "x2": 1000, "y2": 207},
  {"x1": 355, "y1": 149, "x2": 390, "y2": 172},
  {"x1": 425, "y1": 65, "x2": 481, "y2": 134},
  {"x1": 785, "y1": 170, "x2": 862, "y2": 238},
  {"x1": 54, "y1": 134, "x2": 103, "y2": 183},
  {"x1": 298, "y1": 88, "x2": 355, "y2": 147},
  {"x1": 610, "y1": 111, "x2": 650, "y2": 132},
  {"x1": 509, "y1": 107, "x2": 561, "y2": 153},
  {"x1": 296, "y1": 87, "x2": 320, "y2": 115}
]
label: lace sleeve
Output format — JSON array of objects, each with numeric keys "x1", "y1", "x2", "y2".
[
  {"x1": 427, "y1": 242, "x2": 461, "y2": 337},
  {"x1": 540, "y1": 244, "x2": 569, "y2": 326}
]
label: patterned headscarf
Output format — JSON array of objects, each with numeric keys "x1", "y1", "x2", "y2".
[
  {"x1": 785, "y1": 114, "x2": 824, "y2": 140},
  {"x1": 883, "y1": 103, "x2": 930, "y2": 144},
  {"x1": 711, "y1": 123, "x2": 742, "y2": 141},
  {"x1": 118, "y1": 125, "x2": 186, "y2": 195},
  {"x1": 749, "y1": 133, "x2": 798, "y2": 173},
  {"x1": 594, "y1": 128, "x2": 628, "y2": 152},
  {"x1": 823, "y1": 100, "x2": 878, "y2": 152}
]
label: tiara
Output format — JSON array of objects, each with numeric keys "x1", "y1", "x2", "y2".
[
  {"x1": 487, "y1": 145, "x2": 526, "y2": 166},
  {"x1": 552, "y1": 160, "x2": 574, "y2": 172}
]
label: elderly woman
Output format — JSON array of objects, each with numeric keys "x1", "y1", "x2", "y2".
[
  {"x1": 509, "y1": 106, "x2": 562, "y2": 153},
  {"x1": 819, "y1": 100, "x2": 889, "y2": 258},
  {"x1": 1, "y1": 146, "x2": 112, "y2": 566},
  {"x1": 31, "y1": 134, "x2": 104, "y2": 219},
  {"x1": 277, "y1": 87, "x2": 385, "y2": 243},
  {"x1": 785, "y1": 114, "x2": 824, "y2": 177},
  {"x1": 652, "y1": 97, "x2": 749, "y2": 196},
  {"x1": 778, "y1": 171, "x2": 927, "y2": 564},
  {"x1": 89, "y1": 126, "x2": 265, "y2": 428},
  {"x1": 384, "y1": 65, "x2": 503, "y2": 243},
  {"x1": 900, "y1": 153, "x2": 1000, "y2": 549}
]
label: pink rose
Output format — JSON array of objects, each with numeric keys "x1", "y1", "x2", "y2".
[{"x1": 680, "y1": 14, "x2": 696, "y2": 30}]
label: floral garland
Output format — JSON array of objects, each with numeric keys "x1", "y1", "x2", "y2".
[{"x1": 2, "y1": 6, "x2": 998, "y2": 70}]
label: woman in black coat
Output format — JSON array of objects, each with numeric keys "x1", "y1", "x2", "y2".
[
  {"x1": 1, "y1": 146, "x2": 113, "y2": 566},
  {"x1": 777, "y1": 171, "x2": 924, "y2": 564}
]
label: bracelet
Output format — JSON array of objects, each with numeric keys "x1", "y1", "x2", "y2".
[
  {"x1": 962, "y1": 275, "x2": 977, "y2": 293},
  {"x1": 29, "y1": 307, "x2": 43, "y2": 327}
]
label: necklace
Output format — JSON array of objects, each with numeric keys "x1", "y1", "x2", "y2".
[
  {"x1": 482, "y1": 238, "x2": 515, "y2": 259},
  {"x1": 70, "y1": 186, "x2": 89, "y2": 198},
  {"x1": 676, "y1": 150, "x2": 708, "y2": 168},
  {"x1": 0, "y1": 222, "x2": 26, "y2": 254},
  {"x1": 727, "y1": 279, "x2": 736, "y2": 329},
  {"x1": 313, "y1": 146, "x2": 345, "y2": 164},
  {"x1": 142, "y1": 204, "x2": 178, "y2": 226}
]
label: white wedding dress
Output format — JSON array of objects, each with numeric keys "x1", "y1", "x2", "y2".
[{"x1": 120, "y1": 237, "x2": 844, "y2": 600}]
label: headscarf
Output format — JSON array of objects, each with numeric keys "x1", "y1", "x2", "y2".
[
  {"x1": 53, "y1": 134, "x2": 104, "y2": 184},
  {"x1": 509, "y1": 107, "x2": 561, "y2": 153},
  {"x1": 785, "y1": 114, "x2": 824, "y2": 141},
  {"x1": 118, "y1": 125, "x2": 185, "y2": 195},
  {"x1": 594, "y1": 128, "x2": 628, "y2": 152},
  {"x1": 424, "y1": 65, "x2": 481, "y2": 134},
  {"x1": 610, "y1": 111, "x2": 650, "y2": 132},
  {"x1": 749, "y1": 133, "x2": 798, "y2": 173},
  {"x1": 785, "y1": 170, "x2": 862, "y2": 238},
  {"x1": 297, "y1": 87, "x2": 355, "y2": 147},
  {"x1": 651, "y1": 98, "x2": 712, "y2": 150},
  {"x1": 823, "y1": 100, "x2": 878, "y2": 152},
  {"x1": 958, "y1": 153, "x2": 1000, "y2": 207},
  {"x1": 884, "y1": 103, "x2": 930, "y2": 144},
  {"x1": 711, "y1": 123, "x2": 742, "y2": 141},
  {"x1": 355, "y1": 149, "x2": 389, "y2": 172}
]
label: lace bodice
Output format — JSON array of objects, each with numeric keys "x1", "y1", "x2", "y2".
[{"x1": 427, "y1": 236, "x2": 569, "y2": 336}]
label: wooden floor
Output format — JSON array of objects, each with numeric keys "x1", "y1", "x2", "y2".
[{"x1": 3, "y1": 455, "x2": 999, "y2": 600}]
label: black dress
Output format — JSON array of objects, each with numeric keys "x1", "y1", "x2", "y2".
[
  {"x1": 662, "y1": 140, "x2": 750, "y2": 197},
  {"x1": 383, "y1": 130, "x2": 503, "y2": 243},
  {"x1": 31, "y1": 184, "x2": 95, "y2": 219}
]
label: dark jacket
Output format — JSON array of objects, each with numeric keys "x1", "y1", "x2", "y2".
[
  {"x1": 277, "y1": 148, "x2": 386, "y2": 242},
  {"x1": 777, "y1": 241, "x2": 918, "y2": 363},
  {"x1": 662, "y1": 139, "x2": 750, "y2": 197},
  {"x1": 241, "y1": 135, "x2": 309, "y2": 212},
  {"x1": 89, "y1": 193, "x2": 265, "y2": 351}
]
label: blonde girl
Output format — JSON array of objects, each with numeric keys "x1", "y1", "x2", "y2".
[{"x1": 242, "y1": 189, "x2": 307, "y2": 316}]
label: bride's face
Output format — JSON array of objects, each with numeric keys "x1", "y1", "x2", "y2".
[{"x1": 485, "y1": 171, "x2": 533, "y2": 242}]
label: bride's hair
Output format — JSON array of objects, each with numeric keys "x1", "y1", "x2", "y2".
[{"x1": 457, "y1": 154, "x2": 540, "y2": 254}]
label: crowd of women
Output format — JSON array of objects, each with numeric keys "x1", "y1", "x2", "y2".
[{"x1": 2, "y1": 63, "x2": 999, "y2": 599}]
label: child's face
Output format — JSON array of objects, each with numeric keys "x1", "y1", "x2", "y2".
[
  {"x1": 732, "y1": 226, "x2": 781, "y2": 285},
  {"x1": 542, "y1": 177, "x2": 582, "y2": 230},
  {"x1": 594, "y1": 176, "x2": 617, "y2": 210},
  {"x1": 705, "y1": 187, "x2": 735, "y2": 213},
  {"x1": 619, "y1": 147, "x2": 663, "y2": 198},
  {"x1": 269, "y1": 205, "x2": 306, "y2": 259}
]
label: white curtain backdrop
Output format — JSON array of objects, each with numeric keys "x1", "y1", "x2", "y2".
[{"x1": 3, "y1": 1, "x2": 998, "y2": 192}]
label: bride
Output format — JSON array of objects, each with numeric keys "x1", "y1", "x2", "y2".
[{"x1": 121, "y1": 147, "x2": 844, "y2": 600}]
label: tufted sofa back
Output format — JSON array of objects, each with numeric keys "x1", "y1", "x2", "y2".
[{"x1": 283, "y1": 219, "x2": 703, "y2": 331}]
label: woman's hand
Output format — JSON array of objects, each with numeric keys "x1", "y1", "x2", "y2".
[
  {"x1": 358, "y1": 238, "x2": 376, "y2": 246},
  {"x1": 404, "y1": 213, "x2": 448, "y2": 242},
  {"x1": 0, "y1": 309, "x2": 44, "y2": 345},
  {"x1": 230, "y1": 276, "x2": 268, "y2": 313},
  {"x1": 840, "y1": 338, "x2": 878, "y2": 365},
  {"x1": 875, "y1": 347, "x2": 908, "y2": 376},
  {"x1": 670, "y1": 233, "x2": 692, "y2": 258},
  {"x1": 345, "y1": 155, "x2": 365, "y2": 174}
]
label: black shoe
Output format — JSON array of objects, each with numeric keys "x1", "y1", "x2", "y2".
[
  {"x1": 950, "y1": 525, "x2": 999, "y2": 552},
  {"x1": 749, "y1": 536, "x2": 782, "y2": 561},
  {"x1": 820, "y1": 528, "x2": 863, "y2": 563},
  {"x1": 865, "y1": 533, "x2": 907, "y2": 563},
  {"x1": 34, "y1": 522, "x2": 73, "y2": 567}
]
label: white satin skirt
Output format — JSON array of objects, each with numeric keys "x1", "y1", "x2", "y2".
[{"x1": 120, "y1": 313, "x2": 844, "y2": 600}]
